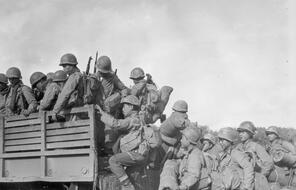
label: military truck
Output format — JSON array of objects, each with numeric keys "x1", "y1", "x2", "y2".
[{"x1": 0, "y1": 105, "x2": 160, "y2": 190}]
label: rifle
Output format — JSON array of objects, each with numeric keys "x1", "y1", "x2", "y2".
[
  {"x1": 86, "y1": 56, "x2": 93, "y2": 75},
  {"x1": 94, "y1": 51, "x2": 98, "y2": 74}
]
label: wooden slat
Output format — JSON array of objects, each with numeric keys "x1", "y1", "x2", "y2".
[
  {"x1": 5, "y1": 144, "x2": 40, "y2": 152},
  {"x1": 46, "y1": 133, "x2": 90, "y2": 143},
  {"x1": 0, "y1": 149, "x2": 90, "y2": 158},
  {"x1": 46, "y1": 126, "x2": 89, "y2": 136},
  {"x1": 0, "y1": 176, "x2": 94, "y2": 182},
  {"x1": 47, "y1": 106, "x2": 90, "y2": 116},
  {"x1": 5, "y1": 113, "x2": 39, "y2": 122},
  {"x1": 0, "y1": 117, "x2": 4, "y2": 178},
  {"x1": 46, "y1": 140, "x2": 90, "y2": 149},
  {"x1": 5, "y1": 118, "x2": 41, "y2": 128},
  {"x1": 5, "y1": 125, "x2": 41, "y2": 134},
  {"x1": 5, "y1": 131, "x2": 40, "y2": 140},
  {"x1": 5, "y1": 138, "x2": 41, "y2": 146},
  {"x1": 46, "y1": 120, "x2": 89, "y2": 130}
]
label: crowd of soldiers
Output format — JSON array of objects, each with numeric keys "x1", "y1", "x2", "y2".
[{"x1": 0, "y1": 53, "x2": 296, "y2": 190}]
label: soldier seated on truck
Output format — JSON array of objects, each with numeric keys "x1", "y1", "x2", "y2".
[
  {"x1": 0, "y1": 73, "x2": 9, "y2": 116},
  {"x1": 39, "y1": 70, "x2": 67, "y2": 111},
  {"x1": 30, "y1": 71, "x2": 50, "y2": 103},
  {"x1": 97, "y1": 95, "x2": 148, "y2": 190},
  {"x1": 52, "y1": 53, "x2": 84, "y2": 121},
  {"x1": 5, "y1": 67, "x2": 38, "y2": 117}
]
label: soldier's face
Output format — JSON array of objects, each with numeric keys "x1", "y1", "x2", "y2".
[
  {"x1": 62, "y1": 65, "x2": 73, "y2": 75},
  {"x1": 0, "y1": 82, "x2": 7, "y2": 91},
  {"x1": 239, "y1": 131, "x2": 251, "y2": 142},
  {"x1": 8, "y1": 78, "x2": 19, "y2": 86},
  {"x1": 181, "y1": 135, "x2": 190, "y2": 149},
  {"x1": 219, "y1": 138, "x2": 232, "y2": 150},
  {"x1": 36, "y1": 78, "x2": 47, "y2": 92},
  {"x1": 267, "y1": 133, "x2": 277, "y2": 142},
  {"x1": 122, "y1": 103, "x2": 134, "y2": 117},
  {"x1": 202, "y1": 140, "x2": 213, "y2": 151}
]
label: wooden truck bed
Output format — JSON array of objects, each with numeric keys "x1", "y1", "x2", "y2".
[{"x1": 0, "y1": 105, "x2": 98, "y2": 183}]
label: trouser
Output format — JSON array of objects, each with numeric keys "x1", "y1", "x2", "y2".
[{"x1": 109, "y1": 151, "x2": 147, "y2": 182}]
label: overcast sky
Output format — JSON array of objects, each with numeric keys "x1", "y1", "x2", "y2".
[{"x1": 0, "y1": 0, "x2": 295, "y2": 130}]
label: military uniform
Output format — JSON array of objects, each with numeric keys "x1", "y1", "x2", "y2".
[
  {"x1": 5, "y1": 82, "x2": 37, "y2": 116},
  {"x1": 100, "y1": 109, "x2": 148, "y2": 187},
  {"x1": 52, "y1": 68, "x2": 84, "y2": 114},
  {"x1": 39, "y1": 82, "x2": 62, "y2": 111},
  {"x1": 236, "y1": 139, "x2": 274, "y2": 177},
  {"x1": 211, "y1": 148, "x2": 255, "y2": 190},
  {"x1": 269, "y1": 139, "x2": 296, "y2": 155},
  {"x1": 159, "y1": 147, "x2": 205, "y2": 190},
  {"x1": 0, "y1": 90, "x2": 8, "y2": 115}
]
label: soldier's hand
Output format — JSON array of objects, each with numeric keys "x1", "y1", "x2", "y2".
[
  {"x1": 22, "y1": 110, "x2": 30, "y2": 117},
  {"x1": 95, "y1": 104, "x2": 104, "y2": 113}
]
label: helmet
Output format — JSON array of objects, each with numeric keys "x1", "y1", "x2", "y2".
[
  {"x1": 96, "y1": 56, "x2": 112, "y2": 73},
  {"x1": 172, "y1": 100, "x2": 188, "y2": 112},
  {"x1": 46, "y1": 72, "x2": 55, "y2": 80},
  {"x1": 218, "y1": 127, "x2": 238, "y2": 143},
  {"x1": 237, "y1": 121, "x2": 256, "y2": 136},
  {"x1": 6, "y1": 67, "x2": 22, "y2": 79},
  {"x1": 30, "y1": 72, "x2": 46, "y2": 87},
  {"x1": 59, "y1": 53, "x2": 78, "y2": 66},
  {"x1": 0, "y1": 73, "x2": 8, "y2": 84},
  {"x1": 53, "y1": 70, "x2": 67, "y2": 82},
  {"x1": 201, "y1": 133, "x2": 217, "y2": 144},
  {"x1": 182, "y1": 126, "x2": 201, "y2": 145},
  {"x1": 266, "y1": 126, "x2": 279, "y2": 137},
  {"x1": 130, "y1": 67, "x2": 145, "y2": 80},
  {"x1": 121, "y1": 95, "x2": 140, "y2": 107}
]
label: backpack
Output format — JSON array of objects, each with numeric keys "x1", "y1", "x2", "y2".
[{"x1": 82, "y1": 74, "x2": 103, "y2": 105}]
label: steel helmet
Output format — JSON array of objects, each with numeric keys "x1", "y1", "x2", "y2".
[
  {"x1": 59, "y1": 53, "x2": 78, "y2": 66},
  {"x1": 172, "y1": 100, "x2": 188, "y2": 112},
  {"x1": 46, "y1": 72, "x2": 54, "y2": 81},
  {"x1": 121, "y1": 95, "x2": 140, "y2": 107},
  {"x1": 182, "y1": 126, "x2": 202, "y2": 145},
  {"x1": 237, "y1": 121, "x2": 256, "y2": 136},
  {"x1": 266, "y1": 126, "x2": 279, "y2": 137},
  {"x1": 201, "y1": 133, "x2": 217, "y2": 144},
  {"x1": 218, "y1": 127, "x2": 238, "y2": 143},
  {"x1": 6, "y1": 67, "x2": 22, "y2": 79},
  {"x1": 53, "y1": 70, "x2": 67, "y2": 82},
  {"x1": 130, "y1": 67, "x2": 145, "y2": 80},
  {"x1": 0, "y1": 73, "x2": 8, "y2": 84},
  {"x1": 30, "y1": 72, "x2": 46, "y2": 87},
  {"x1": 96, "y1": 56, "x2": 112, "y2": 73}
]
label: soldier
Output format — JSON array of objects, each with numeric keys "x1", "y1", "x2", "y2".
[
  {"x1": 0, "y1": 73, "x2": 9, "y2": 115},
  {"x1": 159, "y1": 126, "x2": 207, "y2": 190},
  {"x1": 52, "y1": 53, "x2": 84, "y2": 119},
  {"x1": 266, "y1": 126, "x2": 296, "y2": 155},
  {"x1": 158, "y1": 100, "x2": 191, "y2": 163},
  {"x1": 201, "y1": 133, "x2": 223, "y2": 173},
  {"x1": 129, "y1": 67, "x2": 159, "y2": 124},
  {"x1": 39, "y1": 70, "x2": 67, "y2": 111},
  {"x1": 5, "y1": 67, "x2": 37, "y2": 116},
  {"x1": 236, "y1": 121, "x2": 274, "y2": 177},
  {"x1": 96, "y1": 55, "x2": 128, "y2": 114},
  {"x1": 211, "y1": 127, "x2": 254, "y2": 190},
  {"x1": 30, "y1": 72, "x2": 49, "y2": 103},
  {"x1": 97, "y1": 95, "x2": 147, "y2": 190},
  {"x1": 96, "y1": 55, "x2": 129, "y2": 153}
]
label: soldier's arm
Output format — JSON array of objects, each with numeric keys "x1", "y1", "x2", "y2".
[
  {"x1": 100, "y1": 111, "x2": 134, "y2": 131},
  {"x1": 22, "y1": 86, "x2": 38, "y2": 114},
  {"x1": 53, "y1": 74, "x2": 79, "y2": 114},
  {"x1": 282, "y1": 141, "x2": 296, "y2": 154},
  {"x1": 232, "y1": 150, "x2": 254, "y2": 190},
  {"x1": 40, "y1": 85, "x2": 58, "y2": 111},
  {"x1": 179, "y1": 149, "x2": 203, "y2": 189},
  {"x1": 113, "y1": 75, "x2": 127, "y2": 90},
  {"x1": 254, "y1": 143, "x2": 274, "y2": 176}
]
